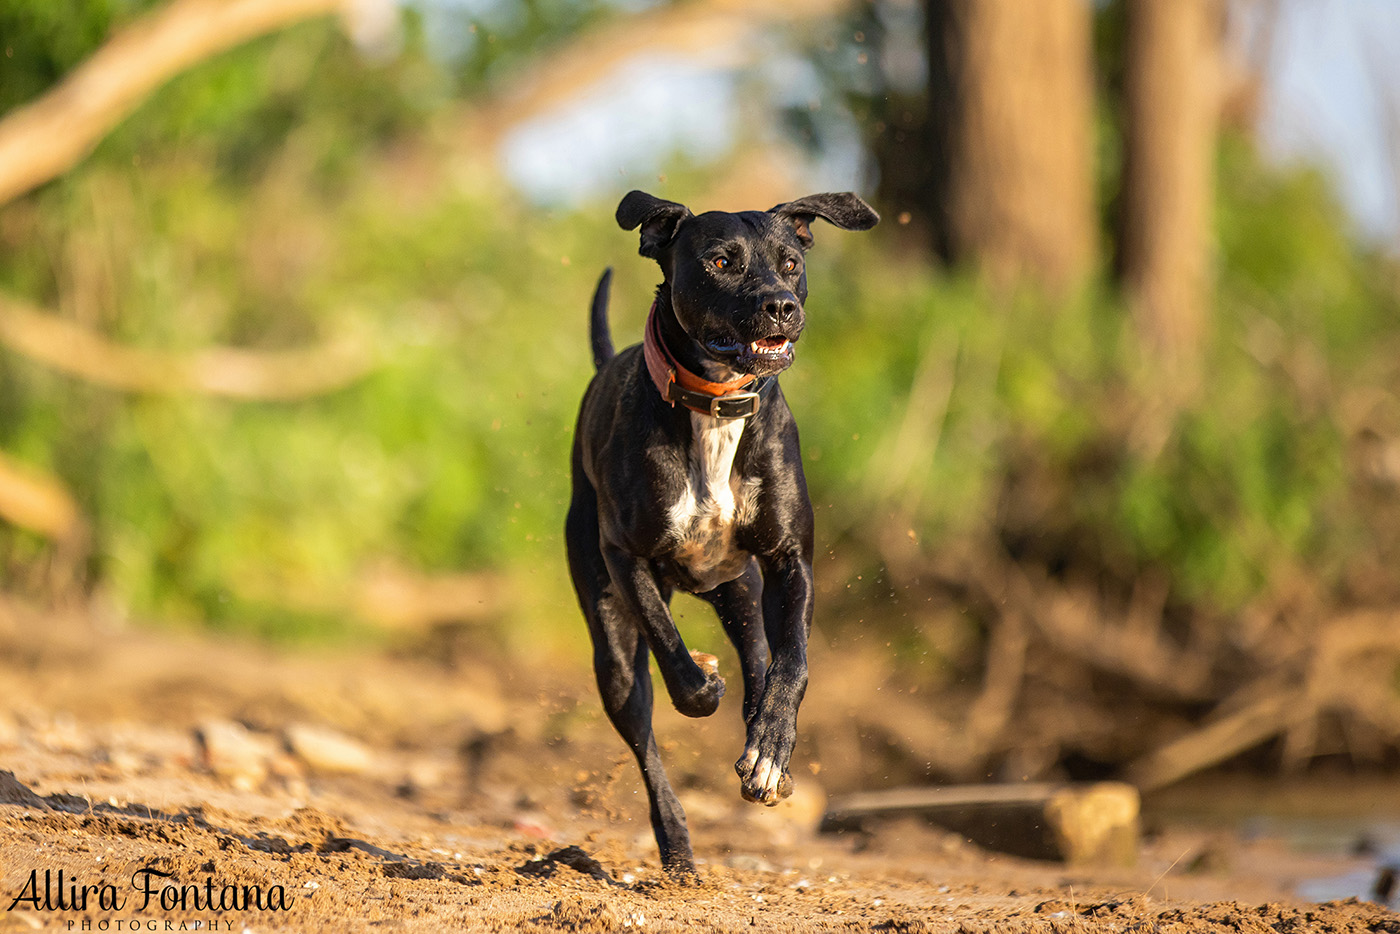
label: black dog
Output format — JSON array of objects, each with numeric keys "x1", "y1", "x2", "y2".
[{"x1": 565, "y1": 190, "x2": 878, "y2": 876}]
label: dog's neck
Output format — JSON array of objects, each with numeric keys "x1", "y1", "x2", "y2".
[
  {"x1": 652, "y1": 291, "x2": 745, "y2": 386},
  {"x1": 645, "y1": 295, "x2": 763, "y2": 420}
]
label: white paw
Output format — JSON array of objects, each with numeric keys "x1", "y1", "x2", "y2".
[{"x1": 752, "y1": 758, "x2": 779, "y2": 799}]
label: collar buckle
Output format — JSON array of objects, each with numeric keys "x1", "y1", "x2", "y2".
[{"x1": 710, "y1": 391, "x2": 761, "y2": 419}]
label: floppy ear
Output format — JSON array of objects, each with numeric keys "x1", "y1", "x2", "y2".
[
  {"x1": 616, "y1": 190, "x2": 693, "y2": 260},
  {"x1": 769, "y1": 192, "x2": 880, "y2": 249}
]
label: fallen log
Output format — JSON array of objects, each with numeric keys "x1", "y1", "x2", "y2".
[{"x1": 821, "y1": 782, "x2": 1139, "y2": 866}]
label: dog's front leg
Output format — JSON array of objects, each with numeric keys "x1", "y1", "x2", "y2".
[
  {"x1": 736, "y1": 550, "x2": 813, "y2": 805},
  {"x1": 602, "y1": 544, "x2": 726, "y2": 718}
]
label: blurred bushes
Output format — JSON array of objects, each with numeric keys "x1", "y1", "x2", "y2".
[
  {"x1": 801, "y1": 132, "x2": 1399, "y2": 629},
  {"x1": 1, "y1": 12, "x2": 1398, "y2": 647}
]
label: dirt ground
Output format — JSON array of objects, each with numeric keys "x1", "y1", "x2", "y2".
[{"x1": 1, "y1": 596, "x2": 1396, "y2": 933}]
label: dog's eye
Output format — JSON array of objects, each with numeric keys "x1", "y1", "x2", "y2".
[
  {"x1": 713, "y1": 257, "x2": 730, "y2": 271},
  {"x1": 782, "y1": 258, "x2": 799, "y2": 274}
]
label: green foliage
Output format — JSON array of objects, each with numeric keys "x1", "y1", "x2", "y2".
[
  {"x1": 100, "y1": 20, "x2": 447, "y2": 191},
  {"x1": 1, "y1": 6, "x2": 1397, "y2": 643},
  {"x1": 0, "y1": 157, "x2": 618, "y2": 638},
  {"x1": 796, "y1": 132, "x2": 1397, "y2": 619}
]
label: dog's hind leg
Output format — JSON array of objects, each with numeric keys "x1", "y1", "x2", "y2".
[
  {"x1": 591, "y1": 616, "x2": 696, "y2": 876},
  {"x1": 698, "y1": 560, "x2": 769, "y2": 725},
  {"x1": 567, "y1": 476, "x2": 696, "y2": 876}
]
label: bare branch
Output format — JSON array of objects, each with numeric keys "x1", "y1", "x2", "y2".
[
  {"x1": 948, "y1": 548, "x2": 1218, "y2": 704},
  {"x1": 0, "y1": 0, "x2": 347, "y2": 207},
  {"x1": 1125, "y1": 688, "x2": 1305, "y2": 791},
  {"x1": 0, "y1": 294, "x2": 377, "y2": 400},
  {"x1": 458, "y1": 0, "x2": 848, "y2": 153}
]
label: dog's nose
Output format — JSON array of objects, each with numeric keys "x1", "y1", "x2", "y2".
[{"x1": 763, "y1": 295, "x2": 799, "y2": 325}]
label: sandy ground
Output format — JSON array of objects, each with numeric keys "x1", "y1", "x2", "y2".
[{"x1": 0, "y1": 596, "x2": 1396, "y2": 933}]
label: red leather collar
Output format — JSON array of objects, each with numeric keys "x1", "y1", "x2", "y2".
[{"x1": 643, "y1": 302, "x2": 762, "y2": 419}]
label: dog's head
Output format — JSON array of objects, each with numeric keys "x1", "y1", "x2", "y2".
[{"x1": 617, "y1": 190, "x2": 879, "y2": 377}]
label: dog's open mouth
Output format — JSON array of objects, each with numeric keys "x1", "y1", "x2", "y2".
[
  {"x1": 749, "y1": 336, "x2": 792, "y2": 356},
  {"x1": 703, "y1": 332, "x2": 798, "y2": 375},
  {"x1": 730, "y1": 333, "x2": 796, "y2": 376}
]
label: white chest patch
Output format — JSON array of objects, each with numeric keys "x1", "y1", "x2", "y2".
[{"x1": 666, "y1": 413, "x2": 761, "y2": 586}]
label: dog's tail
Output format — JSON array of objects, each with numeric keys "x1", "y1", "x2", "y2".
[{"x1": 590, "y1": 268, "x2": 615, "y2": 370}]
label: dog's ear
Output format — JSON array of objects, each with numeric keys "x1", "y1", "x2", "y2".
[
  {"x1": 616, "y1": 190, "x2": 692, "y2": 259},
  {"x1": 769, "y1": 193, "x2": 879, "y2": 249}
]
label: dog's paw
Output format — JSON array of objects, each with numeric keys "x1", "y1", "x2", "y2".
[
  {"x1": 660, "y1": 853, "x2": 701, "y2": 883},
  {"x1": 673, "y1": 653, "x2": 725, "y2": 718},
  {"x1": 661, "y1": 862, "x2": 704, "y2": 885},
  {"x1": 734, "y1": 746, "x2": 794, "y2": 806}
]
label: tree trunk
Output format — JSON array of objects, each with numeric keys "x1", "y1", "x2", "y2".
[
  {"x1": 925, "y1": 0, "x2": 1095, "y2": 293},
  {"x1": 1118, "y1": 0, "x2": 1223, "y2": 368}
]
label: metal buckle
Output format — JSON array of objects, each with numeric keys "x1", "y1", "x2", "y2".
[{"x1": 711, "y1": 391, "x2": 760, "y2": 419}]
